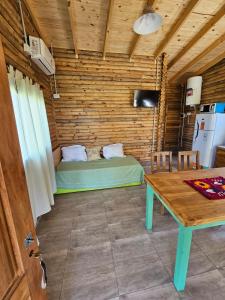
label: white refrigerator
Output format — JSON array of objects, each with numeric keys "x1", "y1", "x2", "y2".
[{"x1": 192, "y1": 113, "x2": 225, "y2": 168}]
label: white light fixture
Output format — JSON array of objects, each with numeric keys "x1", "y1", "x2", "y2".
[{"x1": 133, "y1": 5, "x2": 162, "y2": 35}]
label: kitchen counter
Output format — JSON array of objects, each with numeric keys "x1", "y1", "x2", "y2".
[{"x1": 215, "y1": 146, "x2": 225, "y2": 167}]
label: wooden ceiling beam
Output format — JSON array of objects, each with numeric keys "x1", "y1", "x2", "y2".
[
  {"x1": 168, "y1": 3, "x2": 225, "y2": 70},
  {"x1": 195, "y1": 49, "x2": 225, "y2": 75},
  {"x1": 169, "y1": 32, "x2": 225, "y2": 83},
  {"x1": 129, "y1": 0, "x2": 155, "y2": 60},
  {"x1": 129, "y1": 35, "x2": 141, "y2": 61},
  {"x1": 23, "y1": 0, "x2": 50, "y2": 46},
  {"x1": 103, "y1": 0, "x2": 114, "y2": 60},
  {"x1": 68, "y1": 0, "x2": 79, "y2": 59},
  {"x1": 154, "y1": 0, "x2": 199, "y2": 58}
]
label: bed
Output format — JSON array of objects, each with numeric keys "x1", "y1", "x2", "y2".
[{"x1": 53, "y1": 147, "x2": 144, "y2": 194}]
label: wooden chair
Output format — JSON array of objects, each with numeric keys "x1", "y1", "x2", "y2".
[
  {"x1": 178, "y1": 151, "x2": 200, "y2": 171},
  {"x1": 150, "y1": 151, "x2": 173, "y2": 173},
  {"x1": 150, "y1": 151, "x2": 173, "y2": 215}
]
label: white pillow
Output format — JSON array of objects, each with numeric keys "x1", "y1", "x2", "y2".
[
  {"x1": 63, "y1": 144, "x2": 83, "y2": 149},
  {"x1": 61, "y1": 145, "x2": 87, "y2": 162},
  {"x1": 103, "y1": 143, "x2": 125, "y2": 159}
]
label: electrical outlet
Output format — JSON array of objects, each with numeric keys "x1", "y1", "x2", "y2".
[{"x1": 53, "y1": 93, "x2": 60, "y2": 99}]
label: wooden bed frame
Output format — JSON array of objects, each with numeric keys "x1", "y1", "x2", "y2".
[
  {"x1": 53, "y1": 147, "x2": 61, "y2": 168},
  {"x1": 53, "y1": 146, "x2": 144, "y2": 194}
]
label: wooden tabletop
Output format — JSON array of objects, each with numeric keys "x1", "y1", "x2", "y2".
[{"x1": 145, "y1": 168, "x2": 225, "y2": 227}]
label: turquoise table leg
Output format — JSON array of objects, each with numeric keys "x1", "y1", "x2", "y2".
[
  {"x1": 174, "y1": 225, "x2": 192, "y2": 291},
  {"x1": 145, "y1": 184, "x2": 154, "y2": 231}
]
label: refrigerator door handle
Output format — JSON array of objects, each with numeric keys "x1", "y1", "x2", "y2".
[{"x1": 195, "y1": 121, "x2": 199, "y2": 141}]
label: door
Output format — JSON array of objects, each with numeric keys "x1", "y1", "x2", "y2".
[
  {"x1": 0, "y1": 37, "x2": 47, "y2": 299},
  {"x1": 0, "y1": 162, "x2": 30, "y2": 299},
  {"x1": 192, "y1": 113, "x2": 218, "y2": 167},
  {"x1": 192, "y1": 130, "x2": 215, "y2": 167},
  {"x1": 194, "y1": 113, "x2": 217, "y2": 131}
]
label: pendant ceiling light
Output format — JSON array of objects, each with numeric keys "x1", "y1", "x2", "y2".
[{"x1": 133, "y1": 4, "x2": 162, "y2": 35}]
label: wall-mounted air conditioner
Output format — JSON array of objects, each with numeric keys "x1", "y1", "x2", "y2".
[{"x1": 29, "y1": 36, "x2": 55, "y2": 75}]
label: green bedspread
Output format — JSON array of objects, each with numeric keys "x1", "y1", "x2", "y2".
[{"x1": 55, "y1": 156, "x2": 144, "y2": 194}]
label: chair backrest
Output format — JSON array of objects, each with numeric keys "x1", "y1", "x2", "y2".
[
  {"x1": 150, "y1": 151, "x2": 173, "y2": 173},
  {"x1": 178, "y1": 150, "x2": 200, "y2": 171}
]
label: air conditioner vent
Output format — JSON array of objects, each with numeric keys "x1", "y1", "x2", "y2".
[{"x1": 29, "y1": 36, "x2": 55, "y2": 75}]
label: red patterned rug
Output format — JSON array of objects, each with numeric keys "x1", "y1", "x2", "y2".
[{"x1": 184, "y1": 177, "x2": 225, "y2": 200}]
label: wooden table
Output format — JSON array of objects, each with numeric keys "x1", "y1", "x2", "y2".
[{"x1": 145, "y1": 168, "x2": 225, "y2": 291}]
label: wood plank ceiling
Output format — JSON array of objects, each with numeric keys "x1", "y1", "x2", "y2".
[{"x1": 26, "y1": 0, "x2": 225, "y2": 82}]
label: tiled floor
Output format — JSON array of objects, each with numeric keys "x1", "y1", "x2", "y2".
[{"x1": 37, "y1": 185, "x2": 225, "y2": 300}]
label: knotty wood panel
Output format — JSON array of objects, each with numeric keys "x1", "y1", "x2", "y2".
[
  {"x1": 0, "y1": 0, "x2": 58, "y2": 149},
  {"x1": 54, "y1": 49, "x2": 166, "y2": 162},
  {"x1": 27, "y1": 0, "x2": 225, "y2": 81}
]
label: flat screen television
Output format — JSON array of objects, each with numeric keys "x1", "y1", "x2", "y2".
[{"x1": 133, "y1": 90, "x2": 159, "y2": 108}]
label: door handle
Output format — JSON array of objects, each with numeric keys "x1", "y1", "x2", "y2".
[
  {"x1": 29, "y1": 249, "x2": 41, "y2": 258},
  {"x1": 195, "y1": 121, "x2": 199, "y2": 141},
  {"x1": 40, "y1": 259, "x2": 48, "y2": 286},
  {"x1": 29, "y1": 249, "x2": 48, "y2": 288}
]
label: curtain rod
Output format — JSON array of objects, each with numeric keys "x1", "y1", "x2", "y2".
[{"x1": 6, "y1": 63, "x2": 45, "y2": 89}]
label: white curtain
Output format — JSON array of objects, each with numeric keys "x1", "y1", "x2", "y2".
[{"x1": 8, "y1": 66, "x2": 56, "y2": 224}]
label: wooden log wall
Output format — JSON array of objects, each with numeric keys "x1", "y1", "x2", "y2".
[
  {"x1": 201, "y1": 58, "x2": 225, "y2": 104},
  {"x1": 0, "y1": 0, "x2": 58, "y2": 149},
  {"x1": 164, "y1": 84, "x2": 182, "y2": 151},
  {"x1": 181, "y1": 58, "x2": 225, "y2": 150},
  {"x1": 181, "y1": 104, "x2": 196, "y2": 150},
  {"x1": 54, "y1": 49, "x2": 168, "y2": 163}
]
